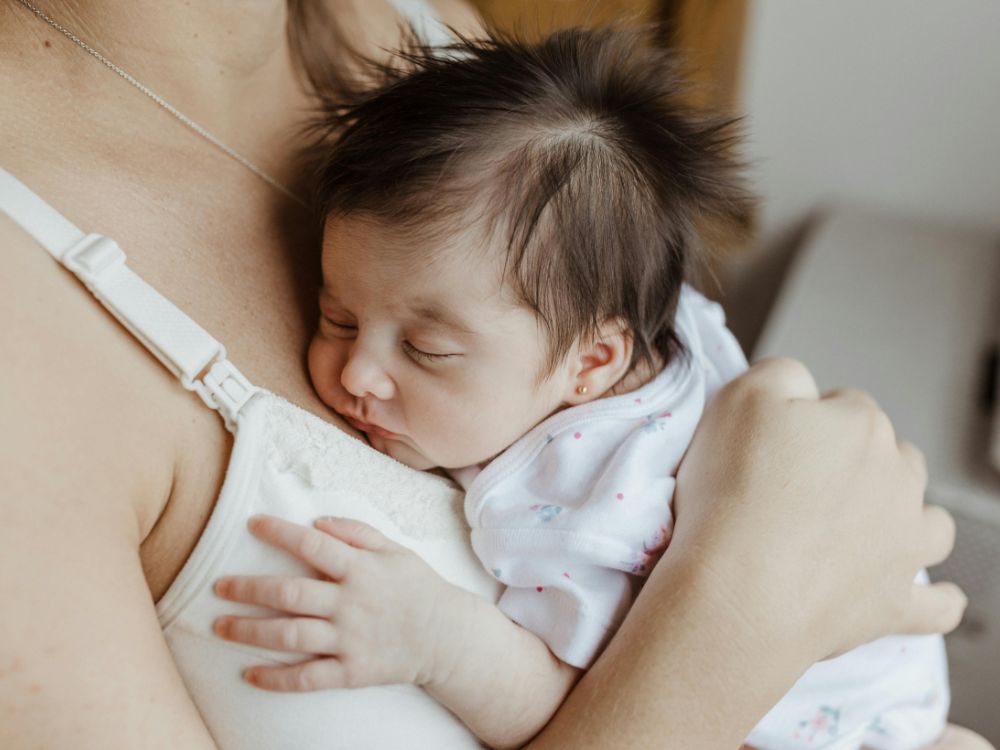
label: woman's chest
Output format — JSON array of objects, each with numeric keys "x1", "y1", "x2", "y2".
[{"x1": 157, "y1": 394, "x2": 498, "y2": 749}]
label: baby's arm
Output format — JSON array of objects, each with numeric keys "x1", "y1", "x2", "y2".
[
  {"x1": 426, "y1": 581, "x2": 582, "y2": 748},
  {"x1": 214, "y1": 514, "x2": 579, "y2": 750}
]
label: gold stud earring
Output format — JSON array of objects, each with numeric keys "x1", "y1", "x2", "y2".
[{"x1": 576, "y1": 385, "x2": 588, "y2": 395}]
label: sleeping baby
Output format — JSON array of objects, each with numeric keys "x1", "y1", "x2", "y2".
[{"x1": 213, "y1": 26, "x2": 949, "y2": 750}]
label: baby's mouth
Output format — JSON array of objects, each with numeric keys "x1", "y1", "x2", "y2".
[{"x1": 345, "y1": 414, "x2": 399, "y2": 440}]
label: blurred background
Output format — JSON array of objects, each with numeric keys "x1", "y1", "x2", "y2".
[{"x1": 468, "y1": 0, "x2": 1000, "y2": 742}]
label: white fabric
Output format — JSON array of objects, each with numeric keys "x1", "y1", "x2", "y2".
[
  {"x1": 159, "y1": 392, "x2": 500, "y2": 749},
  {"x1": 0, "y1": 168, "x2": 254, "y2": 429},
  {"x1": 389, "y1": 0, "x2": 456, "y2": 47},
  {"x1": 0, "y1": 167, "x2": 83, "y2": 258},
  {"x1": 746, "y1": 618, "x2": 949, "y2": 750},
  {"x1": 460, "y1": 287, "x2": 949, "y2": 749},
  {"x1": 458, "y1": 286, "x2": 746, "y2": 668}
]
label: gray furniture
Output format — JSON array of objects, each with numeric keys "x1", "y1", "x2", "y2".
[{"x1": 754, "y1": 209, "x2": 1000, "y2": 742}]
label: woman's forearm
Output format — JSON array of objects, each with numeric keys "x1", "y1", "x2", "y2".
[
  {"x1": 529, "y1": 359, "x2": 968, "y2": 748},
  {"x1": 527, "y1": 551, "x2": 806, "y2": 749}
]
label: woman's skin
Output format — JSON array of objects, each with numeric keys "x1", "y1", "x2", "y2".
[
  {"x1": 0, "y1": 1, "x2": 988, "y2": 748},
  {"x1": 530, "y1": 360, "x2": 969, "y2": 749}
]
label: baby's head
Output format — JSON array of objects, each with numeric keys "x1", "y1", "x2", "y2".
[{"x1": 307, "y1": 27, "x2": 751, "y2": 471}]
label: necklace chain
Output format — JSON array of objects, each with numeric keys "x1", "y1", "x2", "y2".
[{"x1": 16, "y1": 0, "x2": 309, "y2": 208}]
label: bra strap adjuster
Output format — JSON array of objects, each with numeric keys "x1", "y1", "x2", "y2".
[
  {"x1": 62, "y1": 233, "x2": 125, "y2": 285},
  {"x1": 189, "y1": 359, "x2": 256, "y2": 432}
]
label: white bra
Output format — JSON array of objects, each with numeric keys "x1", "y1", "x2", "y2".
[{"x1": 0, "y1": 9, "x2": 500, "y2": 748}]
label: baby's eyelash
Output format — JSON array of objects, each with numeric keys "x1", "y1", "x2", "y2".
[
  {"x1": 402, "y1": 340, "x2": 458, "y2": 363},
  {"x1": 322, "y1": 316, "x2": 356, "y2": 331}
]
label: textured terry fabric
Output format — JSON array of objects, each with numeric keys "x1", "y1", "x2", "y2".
[{"x1": 156, "y1": 391, "x2": 500, "y2": 750}]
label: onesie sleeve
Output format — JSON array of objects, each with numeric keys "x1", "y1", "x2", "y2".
[
  {"x1": 464, "y1": 286, "x2": 741, "y2": 670},
  {"x1": 467, "y1": 428, "x2": 679, "y2": 669},
  {"x1": 679, "y1": 285, "x2": 748, "y2": 400}
]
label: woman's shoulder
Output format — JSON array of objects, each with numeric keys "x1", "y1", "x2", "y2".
[
  {"x1": 0, "y1": 215, "x2": 218, "y2": 572},
  {"x1": 0, "y1": 219, "x2": 226, "y2": 747}
]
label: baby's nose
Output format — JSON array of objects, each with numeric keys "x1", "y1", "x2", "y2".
[{"x1": 340, "y1": 349, "x2": 395, "y2": 401}]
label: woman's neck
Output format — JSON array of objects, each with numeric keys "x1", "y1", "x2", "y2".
[{"x1": 4, "y1": 0, "x2": 311, "y2": 167}]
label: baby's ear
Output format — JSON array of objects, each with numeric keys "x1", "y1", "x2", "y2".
[{"x1": 564, "y1": 319, "x2": 633, "y2": 405}]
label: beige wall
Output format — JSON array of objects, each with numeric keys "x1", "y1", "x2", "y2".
[
  {"x1": 743, "y1": 0, "x2": 1000, "y2": 237},
  {"x1": 726, "y1": 0, "x2": 1000, "y2": 349}
]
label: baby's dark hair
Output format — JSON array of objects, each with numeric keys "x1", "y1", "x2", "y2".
[{"x1": 309, "y1": 26, "x2": 753, "y2": 373}]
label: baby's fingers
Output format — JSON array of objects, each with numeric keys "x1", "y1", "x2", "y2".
[
  {"x1": 244, "y1": 658, "x2": 349, "y2": 692},
  {"x1": 215, "y1": 575, "x2": 340, "y2": 617},
  {"x1": 214, "y1": 616, "x2": 338, "y2": 655},
  {"x1": 315, "y1": 516, "x2": 393, "y2": 551},
  {"x1": 247, "y1": 515, "x2": 354, "y2": 579}
]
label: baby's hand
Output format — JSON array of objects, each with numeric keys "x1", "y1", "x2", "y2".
[{"x1": 213, "y1": 514, "x2": 461, "y2": 692}]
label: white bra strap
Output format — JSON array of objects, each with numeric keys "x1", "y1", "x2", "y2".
[
  {"x1": 386, "y1": 0, "x2": 455, "y2": 47},
  {"x1": 0, "y1": 168, "x2": 258, "y2": 431}
]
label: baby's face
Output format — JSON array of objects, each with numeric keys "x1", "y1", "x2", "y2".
[{"x1": 309, "y1": 217, "x2": 577, "y2": 470}]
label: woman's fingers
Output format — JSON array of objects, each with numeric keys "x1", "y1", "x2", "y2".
[
  {"x1": 899, "y1": 439, "x2": 929, "y2": 487},
  {"x1": 247, "y1": 515, "x2": 354, "y2": 579},
  {"x1": 675, "y1": 359, "x2": 970, "y2": 660},
  {"x1": 924, "y1": 725, "x2": 997, "y2": 750},
  {"x1": 821, "y1": 386, "x2": 881, "y2": 413},
  {"x1": 214, "y1": 575, "x2": 340, "y2": 617},
  {"x1": 920, "y1": 504, "x2": 957, "y2": 568},
  {"x1": 737, "y1": 357, "x2": 820, "y2": 400},
  {"x1": 214, "y1": 616, "x2": 339, "y2": 655},
  {"x1": 900, "y1": 581, "x2": 968, "y2": 636},
  {"x1": 244, "y1": 657, "x2": 349, "y2": 692}
]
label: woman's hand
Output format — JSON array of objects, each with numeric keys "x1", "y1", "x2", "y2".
[
  {"x1": 527, "y1": 357, "x2": 969, "y2": 750},
  {"x1": 672, "y1": 357, "x2": 967, "y2": 664},
  {"x1": 213, "y1": 515, "x2": 462, "y2": 692},
  {"x1": 923, "y1": 725, "x2": 997, "y2": 750}
]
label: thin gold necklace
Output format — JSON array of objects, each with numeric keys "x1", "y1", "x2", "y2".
[{"x1": 15, "y1": 0, "x2": 309, "y2": 208}]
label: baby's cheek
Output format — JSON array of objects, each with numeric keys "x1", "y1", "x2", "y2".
[
  {"x1": 431, "y1": 423, "x2": 510, "y2": 470},
  {"x1": 379, "y1": 439, "x2": 437, "y2": 471},
  {"x1": 307, "y1": 336, "x2": 345, "y2": 406}
]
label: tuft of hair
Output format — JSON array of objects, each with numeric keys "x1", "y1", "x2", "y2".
[{"x1": 307, "y1": 25, "x2": 755, "y2": 373}]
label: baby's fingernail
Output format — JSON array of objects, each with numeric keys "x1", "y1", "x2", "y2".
[
  {"x1": 243, "y1": 668, "x2": 260, "y2": 684},
  {"x1": 214, "y1": 579, "x2": 230, "y2": 596},
  {"x1": 315, "y1": 516, "x2": 337, "y2": 525},
  {"x1": 214, "y1": 617, "x2": 231, "y2": 636}
]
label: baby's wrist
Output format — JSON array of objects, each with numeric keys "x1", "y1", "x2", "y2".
[{"x1": 418, "y1": 584, "x2": 480, "y2": 691}]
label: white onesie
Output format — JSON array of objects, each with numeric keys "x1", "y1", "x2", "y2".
[{"x1": 455, "y1": 285, "x2": 950, "y2": 750}]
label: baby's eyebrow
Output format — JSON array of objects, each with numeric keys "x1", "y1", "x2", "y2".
[
  {"x1": 318, "y1": 289, "x2": 345, "y2": 311},
  {"x1": 412, "y1": 304, "x2": 476, "y2": 335}
]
